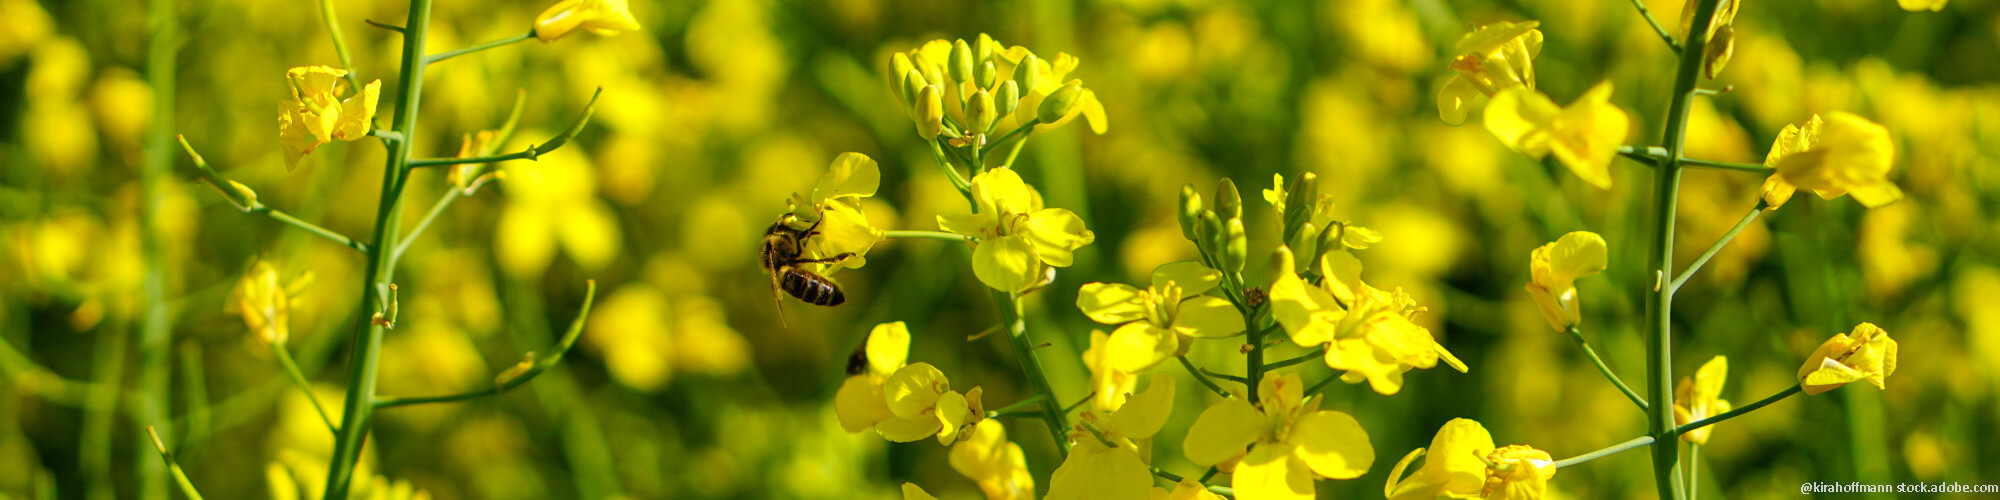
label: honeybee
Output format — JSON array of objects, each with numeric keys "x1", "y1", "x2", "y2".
[{"x1": 762, "y1": 214, "x2": 854, "y2": 325}]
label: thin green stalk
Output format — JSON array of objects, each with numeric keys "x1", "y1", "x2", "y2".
[
  {"x1": 1148, "y1": 467, "x2": 1235, "y2": 496},
  {"x1": 1617, "y1": 145, "x2": 1770, "y2": 173},
  {"x1": 979, "y1": 122, "x2": 1035, "y2": 157},
  {"x1": 1679, "y1": 157, "x2": 1770, "y2": 173},
  {"x1": 993, "y1": 290, "x2": 1070, "y2": 457},
  {"x1": 1553, "y1": 435, "x2": 1656, "y2": 468},
  {"x1": 374, "y1": 281, "x2": 596, "y2": 409},
  {"x1": 1688, "y1": 444, "x2": 1701, "y2": 499},
  {"x1": 1178, "y1": 356, "x2": 1230, "y2": 397},
  {"x1": 1302, "y1": 372, "x2": 1340, "y2": 397},
  {"x1": 318, "y1": 0, "x2": 360, "y2": 91},
  {"x1": 1199, "y1": 369, "x2": 1249, "y2": 384},
  {"x1": 144, "y1": 427, "x2": 205, "y2": 500},
  {"x1": 1061, "y1": 392, "x2": 1096, "y2": 414},
  {"x1": 883, "y1": 230, "x2": 966, "y2": 241},
  {"x1": 926, "y1": 141, "x2": 973, "y2": 194},
  {"x1": 139, "y1": 0, "x2": 180, "y2": 495},
  {"x1": 260, "y1": 207, "x2": 368, "y2": 252},
  {"x1": 1261, "y1": 352, "x2": 1319, "y2": 371},
  {"x1": 1625, "y1": 0, "x2": 1682, "y2": 53},
  {"x1": 425, "y1": 31, "x2": 534, "y2": 65},
  {"x1": 1566, "y1": 327, "x2": 1648, "y2": 410},
  {"x1": 1671, "y1": 384, "x2": 1802, "y2": 438},
  {"x1": 178, "y1": 343, "x2": 212, "y2": 462},
  {"x1": 1646, "y1": 0, "x2": 1724, "y2": 497},
  {"x1": 273, "y1": 346, "x2": 338, "y2": 433},
  {"x1": 322, "y1": 0, "x2": 432, "y2": 496},
  {"x1": 389, "y1": 188, "x2": 461, "y2": 263},
  {"x1": 1670, "y1": 203, "x2": 1763, "y2": 292},
  {"x1": 1242, "y1": 287, "x2": 1265, "y2": 402},
  {"x1": 81, "y1": 322, "x2": 128, "y2": 500},
  {"x1": 986, "y1": 394, "x2": 1049, "y2": 418}
]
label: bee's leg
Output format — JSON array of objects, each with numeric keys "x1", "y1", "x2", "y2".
[
  {"x1": 790, "y1": 252, "x2": 855, "y2": 265},
  {"x1": 800, "y1": 216, "x2": 827, "y2": 238}
]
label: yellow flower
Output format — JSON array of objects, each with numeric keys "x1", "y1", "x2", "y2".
[
  {"x1": 1082, "y1": 330, "x2": 1140, "y2": 413},
  {"x1": 785, "y1": 153, "x2": 888, "y2": 275},
  {"x1": 1759, "y1": 112, "x2": 1902, "y2": 210},
  {"x1": 277, "y1": 66, "x2": 380, "y2": 170},
  {"x1": 1183, "y1": 373, "x2": 1374, "y2": 500},
  {"x1": 1048, "y1": 373, "x2": 1175, "y2": 500},
  {"x1": 1077, "y1": 261, "x2": 1244, "y2": 373},
  {"x1": 1269, "y1": 247, "x2": 1466, "y2": 395},
  {"x1": 532, "y1": 0, "x2": 641, "y2": 42},
  {"x1": 938, "y1": 168, "x2": 1095, "y2": 293},
  {"x1": 949, "y1": 420, "x2": 1035, "y2": 500},
  {"x1": 902, "y1": 483, "x2": 940, "y2": 500},
  {"x1": 1673, "y1": 356, "x2": 1732, "y2": 444},
  {"x1": 1798, "y1": 323, "x2": 1898, "y2": 395},
  {"x1": 890, "y1": 35, "x2": 1105, "y2": 165},
  {"x1": 495, "y1": 146, "x2": 621, "y2": 277},
  {"x1": 1523, "y1": 231, "x2": 1608, "y2": 332},
  {"x1": 228, "y1": 260, "x2": 312, "y2": 346},
  {"x1": 1436, "y1": 21, "x2": 1542, "y2": 126},
  {"x1": 833, "y1": 322, "x2": 985, "y2": 443},
  {"x1": 1897, "y1": 0, "x2": 1947, "y2": 11},
  {"x1": 1481, "y1": 445, "x2": 1557, "y2": 500},
  {"x1": 1386, "y1": 419, "x2": 1556, "y2": 500},
  {"x1": 1484, "y1": 81, "x2": 1630, "y2": 189},
  {"x1": 1151, "y1": 479, "x2": 1227, "y2": 500}
]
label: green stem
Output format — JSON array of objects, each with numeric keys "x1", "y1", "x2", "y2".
[
  {"x1": 936, "y1": 136, "x2": 980, "y2": 173},
  {"x1": 992, "y1": 290, "x2": 1071, "y2": 457},
  {"x1": 1671, "y1": 384, "x2": 1801, "y2": 438},
  {"x1": 273, "y1": 346, "x2": 338, "y2": 434},
  {"x1": 322, "y1": 0, "x2": 431, "y2": 497},
  {"x1": 1261, "y1": 352, "x2": 1319, "y2": 371},
  {"x1": 1646, "y1": 1, "x2": 1724, "y2": 498},
  {"x1": 978, "y1": 122, "x2": 1035, "y2": 157},
  {"x1": 1198, "y1": 368, "x2": 1249, "y2": 384},
  {"x1": 374, "y1": 281, "x2": 597, "y2": 409},
  {"x1": 1625, "y1": 0, "x2": 1682, "y2": 53},
  {"x1": 144, "y1": 427, "x2": 205, "y2": 500},
  {"x1": 425, "y1": 31, "x2": 533, "y2": 65},
  {"x1": 926, "y1": 141, "x2": 972, "y2": 194},
  {"x1": 1302, "y1": 372, "x2": 1340, "y2": 397},
  {"x1": 1670, "y1": 203, "x2": 1763, "y2": 292},
  {"x1": 883, "y1": 230, "x2": 966, "y2": 241},
  {"x1": 1177, "y1": 356, "x2": 1230, "y2": 397},
  {"x1": 390, "y1": 188, "x2": 461, "y2": 263},
  {"x1": 318, "y1": 0, "x2": 361, "y2": 91},
  {"x1": 405, "y1": 87, "x2": 601, "y2": 169},
  {"x1": 985, "y1": 394, "x2": 1049, "y2": 418},
  {"x1": 139, "y1": 0, "x2": 179, "y2": 495},
  {"x1": 1567, "y1": 327, "x2": 1649, "y2": 410},
  {"x1": 1689, "y1": 444, "x2": 1701, "y2": 499},
  {"x1": 1553, "y1": 435, "x2": 1655, "y2": 468},
  {"x1": 1618, "y1": 145, "x2": 1770, "y2": 173},
  {"x1": 81, "y1": 321, "x2": 127, "y2": 500},
  {"x1": 1061, "y1": 391, "x2": 1096, "y2": 414},
  {"x1": 259, "y1": 206, "x2": 368, "y2": 252}
]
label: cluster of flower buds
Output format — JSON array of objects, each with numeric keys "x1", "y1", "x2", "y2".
[
  {"x1": 1177, "y1": 178, "x2": 1248, "y2": 275},
  {"x1": 889, "y1": 35, "x2": 1104, "y2": 167}
]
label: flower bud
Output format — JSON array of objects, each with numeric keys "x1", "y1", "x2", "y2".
[
  {"x1": 967, "y1": 89, "x2": 996, "y2": 133},
  {"x1": 1703, "y1": 25, "x2": 1735, "y2": 80},
  {"x1": 1015, "y1": 53, "x2": 1041, "y2": 91},
  {"x1": 996, "y1": 80, "x2": 1020, "y2": 117},
  {"x1": 1178, "y1": 185, "x2": 1204, "y2": 241},
  {"x1": 916, "y1": 85, "x2": 945, "y2": 139},
  {"x1": 1315, "y1": 221, "x2": 1345, "y2": 263},
  {"x1": 1224, "y1": 217, "x2": 1247, "y2": 273},
  {"x1": 1215, "y1": 178, "x2": 1242, "y2": 221},
  {"x1": 900, "y1": 69, "x2": 927, "y2": 107},
  {"x1": 1198, "y1": 210, "x2": 1225, "y2": 256},
  {"x1": 1038, "y1": 82, "x2": 1081, "y2": 125},
  {"x1": 891, "y1": 53, "x2": 915, "y2": 100},
  {"x1": 976, "y1": 61, "x2": 997, "y2": 88},
  {"x1": 950, "y1": 39, "x2": 975, "y2": 84},
  {"x1": 1281, "y1": 172, "x2": 1317, "y2": 244}
]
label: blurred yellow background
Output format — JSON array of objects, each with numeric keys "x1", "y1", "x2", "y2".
[{"x1": 1, "y1": 0, "x2": 1996, "y2": 498}]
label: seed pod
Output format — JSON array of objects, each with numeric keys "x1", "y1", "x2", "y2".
[
  {"x1": 1038, "y1": 83, "x2": 1081, "y2": 125},
  {"x1": 996, "y1": 80, "x2": 1020, "y2": 117},
  {"x1": 916, "y1": 85, "x2": 945, "y2": 139},
  {"x1": 1178, "y1": 185, "x2": 1204, "y2": 241},
  {"x1": 1215, "y1": 178, "x2": 1242, "y2": 221},
  {"x1": 950, "y1": 39, "x2": 975, "y2": 84}
]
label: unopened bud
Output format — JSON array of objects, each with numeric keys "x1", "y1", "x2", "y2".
[
  {"x1": 1281, "y1": 172, "x2": 1317, "y2": 244},
  {"x1": 1178, "y1": 185, "x2": 1204, "y2": 241},
  {"x1": 900, "y1": 69, "x2": 927, "y2": 107},
  {"x1": 1224, "y1": 218, "x2": 1247, "y2": 273},
  {"x1": 1038, "y1": 83, "x2": 1081, "y2": 125},
  {"x1": 916, "y1": 85, "x2": 945, "y2": 139},
  {"x1": 967, "y1": 89, "x2": 996, "y2": 133},
  {"x1": 996, "y1": 80, "x2": 1020, "y2": 117},
  {"x1": 1215, "y1": 178, "x2": 1242, "y2": 221},
  {"x1": 977, "y1": 61, "x2": 997, "y2": 88},
  {"x1": 891, "y1": 53, "x2": 915, "y2": 102},
  {"x1": 950, "y1": 39, "x2": 975, "y2": 83},
  {"x1": 1198, "y1": 210, "x2": 1225, "y2": 256},
  {"x1": 1704, "y1": 25, "x2": 1735, "y2": 80},
  {"x1": 1016, "y1": 53, "x2": 1041, "y2": 91}
]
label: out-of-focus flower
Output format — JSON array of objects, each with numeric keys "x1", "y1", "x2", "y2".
[
  {"x1": 1897, "y1": 0, "x2": 1947, "y2": 11},
  {"x1": 902, "y1": 483, "x2": 939, "y2": 500},
  {"x1": 937, "y1": 168, "x2": 1094, "y2": 293},
  {"x1": 228, "y1": 260, "x2": 311, "y2": 346},
  {"x1": 785, "y1": 153, "x2": 887, "y2": 275},
  {"x1": 1759, "y1": 112, "x2": 1901, "y2": 210},
  {"x1": 1269, "y1": 247, "x2": 1466, "y2": 395},
  {"x1": 1524, "y1": 231, "x2": 1608, "y2": 332},
  {"x1": 950, "y1": 420, "x2": 1035, "y2": 500},
  {"x1": 1081, "y1": 330, "x2": 1139, "y2": 413},
  {"x1": 495, "y1": 145, "x2": 621, "y2": 277},
  {"x1": 834, "y1": 322, "x2": 985, "y2": 443},
  {"x1": 583, "y1": 284, "x2": 750, "y2": 392},
  {"x1": 1076, "y1": 261, "x2": 1243, "y2": 373},
  {"x1": 1798, "y1": 323, "x2": 1898, "y2": 395},
  {"x1": 0, "y1": 0, "x2": 53, "y2": 65},
  {"x1": 533, "y1": 0, "x2": 641, "y2": 42},
  {"x1": 446, "y1": 131, "x2": 504, "y2": 194},
  {"x1": 1484, "y1": 82, "x2": 1630, "y2": 189},
  {"x1": 277, "y1": 66, "x2": 380, "y2": 170},
  {"x1": 1048, "y1": 373, "x2": 1175, "y2": 500},
  {"x1": 1386, "y1": 419, "x2": 1555, "y2": 500},
  {"x1": 1674, "y1": 355, "x2": 1732, "y2": 444},
  {"x1": 1183, "y1": 373, "x2": 1374, "y2": 499},
  {"x1": 1437, "y1": 21, "x2": 1542, "y2": 126}
]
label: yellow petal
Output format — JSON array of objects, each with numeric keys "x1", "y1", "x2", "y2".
[
  {"x1": 812, "y1": 152, "x2": 881, "y2": 203},
  {"x1": 1105, "y1": 322, "x2": 1176, "y2": 373},
  {"x1": 935, "y1": 390, "x2": 972, "y2": 445},
  {"x1": 1151, "y1": 261, "x2": 1222, "y2": 296},
  {"x1": 902, "y1": 483, "x2": 939, "y2": 500},
  {"x1": 970, "y1": 168, "x2": 1034, "y2": 217},
  {"x1": 1023, "y1": 208, "x2": 1094, "y2": 267},
  {"x1": 807, "y1": 200, "x2": 885, "y2": 273},
  {"x1": 1420, "y1": 419, "x2": 1496, "y2": 496},
  {"x1": 884, "y1": 362, "x2": 949, "y2": 418},
  {"x1": 1483, "y1": 88, "x2": 1559, "y2": 159},
  {"x1": 1047, "y1": 439, "x2": 1152, "y2": 500},
  {"x1": 972, "y1": 234, "x2": 1040, "y2": 293},
  {"x1": 1543, "y1": 231, "x2": 1608, "y2": 287},
  {"x1": 1106, "y1": 373, "x2": 1175, "y2": 440},
  {"x1": 1183, "y1": 398, "x2": 1265, "y2": 467},
  {"x1": 1269, "y1": 247, "x2": 1340, "y2": 347},
  {"x1": 1233, "y1": 444, "x2": 1314, "y2": 500},
  {"x1": 1289, "y1": 410, "x2": 1374, "y2": 479},
  {"x1": 1171, "y1": 296, "x2": 1245, "y2": 338},
  {"x1": 876, "y1": 413, "x2": 945, "y2": 442},
  {"x1": 1436, "y1": 76, "x2": 1485, "y2": 126},
  {"x1": 1546, "y1": 81, "x2": 1627, "y2": 190},
  {"x1": 1077, "y1": 283, "x2": 1148, "y2": 324},
  {"x1": 1897, "y1": 0, "x2": 1947, "y2": 11},
  {"x1": 936, "y1": 213, "x2": 991, "y2": 237},
  {"x1": 533, "y1": 0, "x2": 641, "y2": 42},
  {"x1": 332, "y1": 79, "x2": 380, "y2": 141},
  {"x1": 866, "y1": 321, "x2": 911, "y2": 378},
  {"x1": 834, "y1": 375, "x2": 892, "y2": 432}
]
